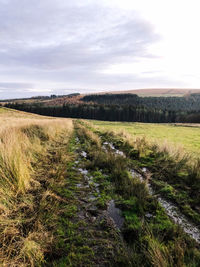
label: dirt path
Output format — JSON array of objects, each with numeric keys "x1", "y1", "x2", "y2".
[
  {"x1": 41, "y1": 130, "x2": 131, "y2": 266},
  {"x1": 36, "y1": 123, "x2": 200, "y2": 266}
]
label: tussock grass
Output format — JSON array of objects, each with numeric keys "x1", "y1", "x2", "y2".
[
  {"x1": 76, "y1": 121, "x2": 101, "y2": 148},
  {"x1": 145, "y1": 236, "x2": 172, "y2": 267},
  {"x1": 89, "y1": 120, "x2": 200, "y2": 158},
  {"x1": 0, "y1": 109, "x2": 73, "y2": 266}
]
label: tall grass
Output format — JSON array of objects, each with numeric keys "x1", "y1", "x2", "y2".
[{"x1": 0, "y1": 115, "x2": 73, "y2": 266}]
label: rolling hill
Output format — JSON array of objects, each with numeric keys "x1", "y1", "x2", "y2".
[{"x1": 107, "y1": 88, "x2": 200, "y2": 97}]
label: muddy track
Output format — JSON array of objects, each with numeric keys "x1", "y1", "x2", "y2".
[
  {"x1": 46, "y1": 123, "x2": 200, "y2": 266},
  {"x1": 59, "y1": 135, "x2": 131, "y2": 266}
]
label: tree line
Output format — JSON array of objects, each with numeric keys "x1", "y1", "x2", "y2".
[
  {"x1": 82, "y1": 93, "x2": 200, "y2": 112},
  {"x1": 5, "y1": 101, "x2": 200, "y2": 123}
]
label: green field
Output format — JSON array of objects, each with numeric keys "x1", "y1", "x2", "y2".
[{"x1": 89, "y1": 120, "x2": 200, "y2": 157}]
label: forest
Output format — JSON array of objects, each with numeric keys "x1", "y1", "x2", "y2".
[
  {"x1": 5, "y1": 93, "x2": 200, "y2": 123},
  {"x1": 82, "y1": 93, "x2": 200, "y2": 111}
]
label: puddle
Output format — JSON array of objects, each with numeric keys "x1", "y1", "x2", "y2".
[
  {"x1": 142, "y1": 167, "x2": 147, "y2": 173},
  {"x1": 130, "y1": 167, "x2": 200, "y2": 243},
  {"x1": 107, "y1": 200, "x2": 124, "y2": 229},
  {"x1": 78, "y1": 168, "x2": 88, "y2": 175},
  {"x1": 130, "y1": 169, "x2": 144, "y2": 182},
  {"x1": 81, "y1": 151, "x2": 87, "y2": 158},
  {"x1": 158, "y1": 198, "x2": 200, "y2": 243},
  {"x1": 103, "y1": 141, "x2": 115, "y2": 150},
  {"x1": 115, "y1": 150, "x2": 125, "y2": 156},
  {"x1": 75, "y1": 137, "x2": 80, "y2": 143},
  {"x1": 103, "y1": 142, "x2": 125, "y2": 157}
]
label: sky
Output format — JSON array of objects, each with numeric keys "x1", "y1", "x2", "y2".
[{"x1": 0, "y1": 0, "x2": 200, "y2": 99}]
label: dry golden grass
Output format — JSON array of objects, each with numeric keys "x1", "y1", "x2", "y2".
[
  {"x1": 0, "y1": 107, "x2": 63, "y2": 134},
  {"x1": 0, "y1": 107, "x2": 73, "y2": 266}
]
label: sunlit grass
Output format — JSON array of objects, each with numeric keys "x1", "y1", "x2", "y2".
[
  {"x1": 89, "y1": 120, "x2": 200, "y2": 157},
  {"x1": 0, "y1": 108, "x2": 73, "y2": 266}
]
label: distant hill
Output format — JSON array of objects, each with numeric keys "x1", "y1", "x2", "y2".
[
  {"x1": 106, "y1": 88, "x2": 200, "y2": 97},
  {"x1": 0, "y1": 93, "x2": 83, "y2": 106},
  {"x1": 2, "y1": 89, "x2": 200, "y2": 107}
]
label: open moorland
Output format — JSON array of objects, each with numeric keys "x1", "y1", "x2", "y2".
[{"x1": 0, "y1": 107, "x2": 200, "y2": 266}]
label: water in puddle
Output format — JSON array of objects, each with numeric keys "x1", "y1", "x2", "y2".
[
  {"x1": 142, "y1": 167, "x2": 147, "y2": 173},
  {"x1": 130, "y1": 169, "x2": 144, "y2": 182},
  {"x1": 78, "y1": 168, "x2": 88, "y2": 175},
  {"x1": 81, "y1": 151, "x2": 87, "y2": 158},
  {"x1": 158, "y1": 198, "x2": 200, "y2": 243},
  {"x1": 130, "y1": 167, "x2": 200, "y2": 243},
  {"x1": 115, "y1": 150, "x2": 125, "y2": 156},
  {"x1": 103, "y1": 142, "x2": 125, "y2": 157},
  {"x1": 107, "y1": 200, "x2": 124, "y2": 229}
]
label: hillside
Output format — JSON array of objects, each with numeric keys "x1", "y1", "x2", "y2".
[
  {"x1": 2, "y1": 88, "x2": 200, "y2": 107},
  {"x1": 107, "y1": 88, "x2": 200, "y2": 97},
  {"x1": 7, "y1": 92, "x2": 200, "y2": 123},
  {"x1": 0, "y1": 108, "x2": 200, "y2": 266},
  {"x1": 0, "y1": 93, "x2": 84, "y2": 106}
]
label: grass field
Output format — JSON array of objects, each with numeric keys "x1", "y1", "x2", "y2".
[
  {"x1": 89, "y1": 120, "x2": 200, "y2": 157},
  {"x1": 1, "y1": 108, "x2": 200, "y2": 266}
]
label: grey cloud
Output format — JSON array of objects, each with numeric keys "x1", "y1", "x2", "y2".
[
  {"x1": 0, "y1": 0, "x2": 163, "y2": 98},
  {"x1": 0, "y1": 82, "x2": 33, "y2": 89}
]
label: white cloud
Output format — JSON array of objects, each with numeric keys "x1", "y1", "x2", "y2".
[{"x1": 0, "y1": 0, "x2": 199, "y2": 98}]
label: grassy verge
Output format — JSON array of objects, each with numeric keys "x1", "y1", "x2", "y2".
[
  {"x1": 75, "y1": 121, "x2": 200, "y2": 266},
  {"x1": 87, "y1": 120, "x2": 200, "y2": 226},
  {"x1": 0, "y1": 119, "x2": 73, "y2": 266}
]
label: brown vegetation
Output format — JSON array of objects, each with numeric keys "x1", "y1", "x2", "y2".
[{"x1": 0, "y1": 108, "x2": 73, "y2": 266}]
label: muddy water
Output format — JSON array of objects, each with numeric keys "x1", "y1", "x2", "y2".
[
  {"x1": 158, "y1": 198, "x2": 200, "y2": 243},
  {"x1": 102, "y1": 142, "x2": 125, "y2": 157},
  {"x1": 81, "y1": 151, "x2": 87, "y2": 158},
  {"x1": 76, "y1": 137, "x2": 200, "y2": 243},
  {"x1": 77, "y1": 149, "x2": 124, "y2": 229},
  {"x1": 107, "y1": 200, "x2": 124, "y2": 229},
  {"x1": 131, "y1": 168, "x2": 200, "y2": 243}
]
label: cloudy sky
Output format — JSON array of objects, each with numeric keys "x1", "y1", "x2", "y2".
[{"x1": 0, "y1": 0, "x2": 200, "y2": 98}]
